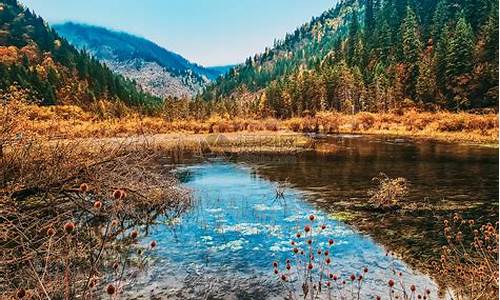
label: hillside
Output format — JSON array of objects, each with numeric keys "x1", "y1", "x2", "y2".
[
  {"x1": 54, "y1": 22, "x2": 228, "y2": 98},
  {"x1": 202, "y1": 0, "x2": 498, "y2": 117},
  {"x1": 0, "y1": 0, "x2": 160, "y2": 109},
  {"x1": 206, "y1": 65, "x2": 236, "y2": 77}
]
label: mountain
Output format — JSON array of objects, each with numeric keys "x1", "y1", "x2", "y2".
[
  {"x1": 202, "y1": 0, "x2": 498, "y2": 117},
  {"x1": 206, "y1": 65, "x2": 236, "y2": 77},
  {"x1": 0, "y1": 0, "x2": 160, "y2": 109},
  {"x1": 54, "y1": 22, "x2": 227, "y2": 98}
]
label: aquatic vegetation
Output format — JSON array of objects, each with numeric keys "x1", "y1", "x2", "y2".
[
  {"x1": 273, "y1": 213, "x2": 499, "y2": 299},
  {"x1": 273, "y1": 214, "x2": 433, "y2": 300},
  {"x1": 368, "y1": 173, "x2": 409, "y2": 209},
  {"x1": 327, "y1": 212, "x2": 355, "y2": 222}
]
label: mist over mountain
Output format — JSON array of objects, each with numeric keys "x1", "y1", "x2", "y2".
[{"x1": 54, "y1": 22, "x2": 230, "y2": 98}]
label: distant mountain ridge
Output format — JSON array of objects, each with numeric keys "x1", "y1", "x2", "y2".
[
  {"x1": 54, "y1": 22, "x2": 229, "y2": 98},
  {"x1": 206, "y1": 65, "x2": 236, "y2": 76}
]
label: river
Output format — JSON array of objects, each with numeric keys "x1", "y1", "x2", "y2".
[{"x1": 126, "y1": 135, "x2": 498, "y2": 300}]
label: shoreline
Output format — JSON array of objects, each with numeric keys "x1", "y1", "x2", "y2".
[
  {"x1": 8, "y1": 102, "x2": 498, "y2": 146},
  {"x1": 3, "y1": 124, "x2": 497, "y2": 298},
  {"x1": 26, "y1": 126, "x2": 500, "y2": 146},
  {"x1": 42, "y1": 131, "x2": 499, "y2": 153}
]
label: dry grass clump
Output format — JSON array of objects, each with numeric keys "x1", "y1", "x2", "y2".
[
  {"x1": 431, "y1": 214, "x2": 499, "y2": 300},
  {"x1": 4, "y1": 100, "x2": 498, "y2": 144},
  {"x1": 0, "y1": 135, "x2": 191, "y2": 298},
  {"x1": 368, "y1": 173, "x2": 409, "y2": 209}
]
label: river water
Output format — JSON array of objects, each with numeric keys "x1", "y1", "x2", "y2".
[{"x1": 127, "y1": 135, "x2": 498, "y2": 300}]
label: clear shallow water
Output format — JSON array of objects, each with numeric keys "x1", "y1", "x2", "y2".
[
  {"x1": 228, "y1": 136, "x2": 498, "y2": 264},
  {"x1": 128, "y1": 160, "x2": 438, "y2": 299}
]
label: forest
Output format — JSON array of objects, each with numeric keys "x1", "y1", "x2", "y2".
[
  {"x1": 201, "y1": 0, "x2": 499, "y2": 117},
  {"x1": 0, "y1": 0, "x2": 499, "y2": 299},
  {"x1": 0, "y1": 0, "x2": 161, "y2": 110}
]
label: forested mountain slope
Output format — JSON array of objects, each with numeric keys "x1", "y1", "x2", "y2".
[
  {"x1": 202, "y1": 0, "x2": 498, "y2": 117},
  {"x1": 0, "y1": 0, "x2": 160, "y2": 109},
  {"x1": 54, "y1": 23, "x2": 227, "y2": 98}
]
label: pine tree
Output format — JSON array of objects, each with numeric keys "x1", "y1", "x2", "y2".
[
  {"x1": 463, "y1": 0, "x2": 491, "y2": 32},
  {"x1": 377, "y1": 19, "x2": 392, "y2": 64},
  {"x1": 347, "y1": 10, "x2": 360, "y2": 66},
  {"x1": 372, "y1": 62, "x2": 390, "y2": 112},
  {"x1": 416, "y1": 41, "x2": 438, "y2": 104},
  {"x1": 446, "y1": 12, "x2": 474, "y2": 108},
  {"x1": 446, "y1": 13, "x2": 474, "y2": 80},
  {"x1": 481, "y1": 3, "x2": 499, "y2": 63},
  {"x1": 401, "y1": 6, "x2": 423, "y2": 67},
  {"x1": 434, "y1": 25, "x2": 450, "y2": 96},
  {"x1": 47, "y1": 67, "x2": 59, "y2": 86},
  {"x1": 401, "y1": 6, "x2": 423, "y2": 97},
  {"x1": 471, "y1": 3, "x2": 499, "y2": 108},
  {"x1": 431, "y1": 0, "x2": 447, "y2": 42},
  {"x1": 365, "y1": 0, "x2": 376, "y2": 38}
]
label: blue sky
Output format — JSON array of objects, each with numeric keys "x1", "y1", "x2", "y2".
[{"x1": 21, "y1": 0, "x2": 335, "y2": 66}]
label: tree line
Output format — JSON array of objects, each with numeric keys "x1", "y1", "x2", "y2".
[{"x1": 202, "y1": 0, "x2": 498, "y2": 118}]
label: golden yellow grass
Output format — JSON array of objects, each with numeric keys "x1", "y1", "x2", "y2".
[
  {"x1": 0, "y1": 135, "x2": 192, "y2": 298},
  {"x1": 2, "y1": 102, "x2": 497, "y2": 299},
  {"x1": 8, "y1": 102, "x2": 499, "y2": 144}
]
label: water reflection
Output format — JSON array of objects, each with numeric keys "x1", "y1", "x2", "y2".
[
  {"x1": 231, "y1": 136, "x2": 498, "y2": 270},
  {"x1": 129, "y1": 161, "x2": 438, "y2": 299}
]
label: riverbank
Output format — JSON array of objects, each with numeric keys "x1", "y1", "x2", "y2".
[
  {"x1": 2, "y1": 102, "x2": 498, "y2": 299},
  {"x1": 0, "y1": 136, "x2": 192, "y2": 298},
  {"x1": 7, "y1": 101, "x2": 498, "y2": 145}
]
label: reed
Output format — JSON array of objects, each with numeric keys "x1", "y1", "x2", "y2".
[
  {"x1": 273, "y1": 213, "x2": 498, "y2": 300},
  {"x1": 0, "y1": 134, "x2": 191, "y2": 298},
  {"x1": 6, "y1": 101, "x2": 498, "y2": 144}
]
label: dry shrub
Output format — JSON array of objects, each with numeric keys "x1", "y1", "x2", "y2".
[
  {"x1": 3, "y1": 100, "x2": 498, "y2": 143},
  {"x1": 88, "y1": 99, "x2": 136, "y2": 119},
  {"x1": 284, "y1": 117, "x2": 321, "y2": 133},
  {"x1": 274, "y1": 214, "x2": 434, "y2": 300},
  {"x1": 315, "y1": 112, "x2": 341, "y2": 133},
  {"x1": 263, "y1": 118, "x2": 280, "y2": 131},
  {"x1": 0, "y1": 135, "x2": 191, "y2": 298},
  {"x1": 355, "y1": 112, "x2": 376, "y2": 130},
  {"x1": 432, "y1": 214, "x2": 499, "y2": 300},
  {"x1": 433, "y1": 112, "x2": 498, "y2": 132},
  {"x1": 284, "y1": 118, "x2": 303, "y2": 132},
  {"x1": 23, "y1": 104, "x2": 93, "y2": 122},
  {"x1": 368, "y1": 173, "x2": 409, "y2": 208},
  {"x1": 435, "y1": 114, "x2": 469, "y2": 132},
  {"x1": 401, "y1": 111, "x2": 436, "y2": 131}
]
